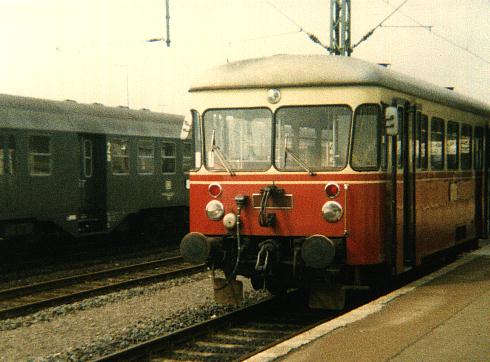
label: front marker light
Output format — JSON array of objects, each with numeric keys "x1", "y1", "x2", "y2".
[
  {"x1": 322, "y1": 201, "x2": 343, "y2": 223},
  {"x1": 206, "y1": 200, "x2": 225, "y2": 220},
  {"x1": 223, "y1": 212, "x2": 237, "y2": 229}
]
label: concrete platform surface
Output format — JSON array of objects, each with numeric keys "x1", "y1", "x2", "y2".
[{"x1": 246, "y1": 241, "x2": 490, "y2": 362}]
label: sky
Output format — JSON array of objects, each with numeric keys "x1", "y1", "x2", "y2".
[{"x1": 0, "y1": 0, "x2": 488, "y2": 115}]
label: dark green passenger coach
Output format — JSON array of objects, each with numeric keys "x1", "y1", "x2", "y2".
[{"x1": 0, "y1": 94, "x2": 190, "y2": 241}]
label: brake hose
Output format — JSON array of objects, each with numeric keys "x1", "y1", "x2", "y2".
[
  {"x1": 213, "y1": 205, "x2": 242, "y2": 291},
  {"x1": 258, "y1": 187, "x2": 272, "y2": 226}
]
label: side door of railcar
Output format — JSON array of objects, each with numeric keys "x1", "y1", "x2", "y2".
[
  {"x1": 79, "y1": 134, "x2": 107, "y2": 227},
  {"x1": 473, "y1": 126, "x2": 486, "y2": 238},
  {"x1": 474, "y1": 123, "x2": 490, "y2": 238},
  {"x1": 387, "y1": 101, "x2": 416, "y2": 273}
]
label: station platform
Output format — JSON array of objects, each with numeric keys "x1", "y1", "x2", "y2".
[{"x1": 246, "y1": 240, "x2": 490, "y2": 362}]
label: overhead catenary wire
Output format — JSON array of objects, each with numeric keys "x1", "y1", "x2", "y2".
[
  {"x1": 228, "y1": 30, "x2": 302, "y2": 46},
  {"x1": 264, "y1": 0, "x2": 335, "y2": 53},
  {"x1": 380, "y1": 0, "x2": 490, "y2": 65},
  {"x1": 352, "y1": 0, "x2": 410, "y2": 50}
]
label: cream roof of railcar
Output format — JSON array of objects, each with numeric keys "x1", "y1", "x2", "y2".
[{"x1": 190, "y1": 54, "x2": 490, "y2": 117}]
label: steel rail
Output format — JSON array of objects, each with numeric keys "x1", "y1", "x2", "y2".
[
  {"x1": 0, "y1": 257, "x2": 205, "y2": 320},
  {"x1": 95, "y1": 290, "x2": 336, "y2": 362}
]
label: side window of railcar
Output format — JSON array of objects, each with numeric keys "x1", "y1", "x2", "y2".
[
  {"x1": 108, "y1": 139, "x2": 130, "y2": 175},
  {"x1": 161, "y1": 141, "x2": 176, "y2": 173},
  {"x1": 380, "y1": 124, "x2": 387, "y2": 170},
  {"x1": 137, "y1": 139, "x2": 154, "y2": 175},
  {"x1": 351, "y1": 104, "x2": 380, "y2": 170},
  {"x1": 416, "y1": 113, "x2": 428, "y2": 170},
  {"x1": 182, "y1": 141, "x2": 193, "y2": 172},
  {"x1": 29, "y1": 135, "x2": 51, "y2": 176},
  {"x1": 430, "y1": 118, "x2": 445, "y2": 170},
  {"x1": 460, "y1": 124, "x2": 472, "y2": 170},
  {"x1": 191, "y1": 110, "x2": 202, "y2": 169},
  {"x1": 474, "y1": 127, "x2": 484, "y2": 170},
  {"x1": 397, "y1": 107, "x2": 404, "y2": 169},
  {"x1": 446, "y1": 121, "x2": 459, "y2": 170}
]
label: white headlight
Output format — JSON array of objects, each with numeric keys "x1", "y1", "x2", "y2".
[
  {"x1": 206, "y1": 200, "x2": 224, "y2": 220},
  {"x1": 322, "y1": 201, "x2": 343, "y2": 223},
  {"x1": 267, "y1": 88, "x2": 281, "y2": 104}
]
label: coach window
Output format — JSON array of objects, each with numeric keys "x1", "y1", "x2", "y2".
[
  {"x1": 474, "y1": 127, "x2": 483, "y2": 170},
  {"x1": 83, "y1": 140, "x2": 93, "y2": 177},
  {"x1": 137, "y1": 139, "x2": 154, "y2": 175},
  {"x1": 416, "y1": 113, "x2": 428, "y2": 170},
  {"x1": 29, "y1": 135, "x2": 51, "y2": 176},
  {"x1": 109, "y1": 139, "x2": 130, "y2": 175},
  {"x1": 8, "y1": 136, "x2": 16, "y2": 175},
  {"x1": 447, "y1": 121, "x2": 459, "y2": 169},
  {"x1": 1, "y1": 136, "x2": 16, "y2": 175},
  {"x1": 182, "y1": 141, "x2": 193, "y2": 172},
  {"x1": 351, "y1": 104, "x2": 380, "y2": 170},
  {"x1": 0, "y1": 136, "x2": 4, "y2": 175},
  {"x1": 430, "y1": 117, "x2": 444, "y2": 170},
  {"x1": 161, "y1": 141, "x2": 176, "y2": 173},
  {"x1": 460, "y1": 124, "x2": 472, "y2": 170}
]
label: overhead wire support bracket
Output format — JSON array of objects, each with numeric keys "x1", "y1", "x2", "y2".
[
  {"x1": 145, "y1": 0, "x2": 171, "y2": 47},
  {"x1": 380, "y1": 25, "x2": 432, "y2": 30},
  {"x1": 265, "y1": 0, "x2": 334, "y2": 54},
  {"x1": 352, "y1": 0, "x2": 409, "y2": 50},
  {"x1": 381, "y1": 0, "x2": 490, "y2": 65}
]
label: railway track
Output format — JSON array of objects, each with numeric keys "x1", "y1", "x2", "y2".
[
  {"x1": 0, "y1": 237, "x2": 180, "y2": 278},
  {"x1": 0, "y1": 256, "x2": 205, "y2": 320},
  {"x1": 96, "y1": 291, "x2": 338, "y2": 362}
]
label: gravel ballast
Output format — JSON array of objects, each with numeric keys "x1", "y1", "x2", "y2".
[{"x1": 0, "y1": 271, "x2": 269, "y2": 361}]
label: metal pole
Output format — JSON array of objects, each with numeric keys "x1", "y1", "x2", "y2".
[
  {"x1": 329, "y1": 0, "x2": 351, "y2": 56},
  {"x1": 165, "y1": 0, "x2": 171, "y2": 47}
]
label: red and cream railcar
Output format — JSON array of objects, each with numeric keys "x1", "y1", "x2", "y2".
[{"x1": 180, "y1": 55, "x2": 489, "y2": 308}]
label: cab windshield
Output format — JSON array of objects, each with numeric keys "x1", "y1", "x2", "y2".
[
  {"x1": 275, "y1": 106, "x2": 352, "y2": 171},
  {"x1": 202, "y1": 105, "x2": 352, "y2": 172},
  {"x1": 203, "y1": 108, "x2": 272, "y2": 171}
]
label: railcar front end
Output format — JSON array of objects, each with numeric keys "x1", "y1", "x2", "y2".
[
  {"x1": 180, "y1": 55, "x2": 490, "y2": 309},
  {"x1": 181, "y1": 91, "x2": 388, "y2": 308}
]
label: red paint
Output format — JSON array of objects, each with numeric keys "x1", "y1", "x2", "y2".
[
  {"x1": 189, "y1": 173, "x2": 387, "y2": 266},
  {"x1": 189, "y1": 169, "x2": 480, "y2": 270}
]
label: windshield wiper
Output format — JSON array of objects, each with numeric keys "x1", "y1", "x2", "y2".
[
  {"x1": 211, "y1": 130, "x2": 235, "y2": 176},
  {"x1": 283, "y1": 134, "x2": 316, "y2": 176}
]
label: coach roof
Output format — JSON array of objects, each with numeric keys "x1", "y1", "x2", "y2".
[
  {"x1": 190, "y1": 54, "x2": 490, "y2": 117},
  {"x1": 0, "y1": 93, "x2": 184, "y2": 138}
]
